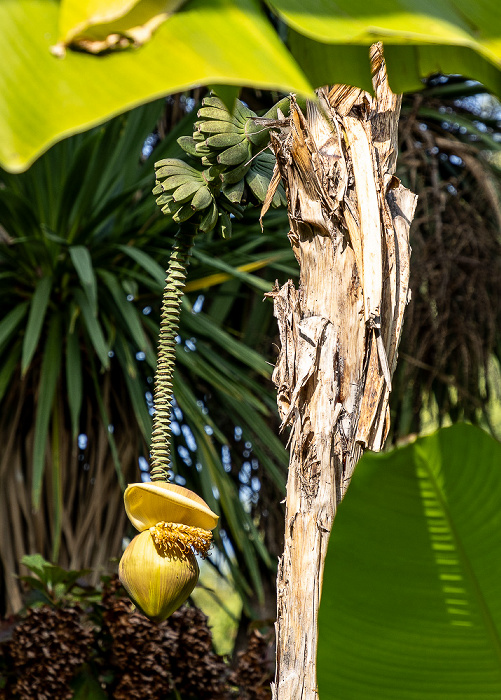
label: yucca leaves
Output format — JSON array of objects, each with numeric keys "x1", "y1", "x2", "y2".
[
  {"x1": 21, "y1": 276, "x2": 53, "y2": 376},
  {"x1": 32, "y1": 315, "x2": 63, "y2": 509}
]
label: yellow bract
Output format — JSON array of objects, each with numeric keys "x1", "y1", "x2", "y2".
[{"x1": 124, "y1": 481, "x2": 219, "y2": 532}]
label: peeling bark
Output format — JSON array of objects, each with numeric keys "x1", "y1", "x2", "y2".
[{"x1": 266, "y1": 45, "x2": 417, "y2": 699}]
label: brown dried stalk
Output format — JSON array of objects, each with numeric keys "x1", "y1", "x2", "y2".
[{"x1": 265, "y1": 44, "x2": 417, "y2": 698}]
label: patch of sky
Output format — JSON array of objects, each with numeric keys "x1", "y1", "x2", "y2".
[
  {"x1": 449, "y1": 154, "x2": 463, "y2": 166},
  {"x1": 138, "y1": 456, "x2": 149, "y2": 472},
  {"x1": 175, "y1": 335, "x2": 181, "y2": 344},
  {"x1": 171, "y1": 420, "x2": 181, "y2": 436},
  {"x1": 234, "y1": 426, "x2": 242, "y2": 441},
  {"x1": 473, "y1": 120, "x2": 489, "y2": 133},
  {"x1": 177, "y1": 445, "x2": 192, "y2": 467},
  {"x1": 204, "y1": 425, "x2": 214, "y2": 436},
  {"x1": 251, "y1": 477, "x2": 261, "y2": 492},
  {"x1": 78, "y1": 434, "x2": 88, "y2": 450},
  {"x1": 174, "y1": 474, "x2": 187, "y2": 486},
  {"x1": 136, "y1": 351, "x2": 146, "y2": 361},
  {"x1": 142, "y1": 306, "x2": 152, "y2": 315},
  {"x1": 419, "y1": 122, "x2": 428, "y2": 131},
  {"x1": 108, "y1": 350, "x2": 114, "y2": 358},
  {"x1": 195, "y1": 462, "x2": 202, "y2": 473},
  {"x1": 212, "y1": 486, "x2": 220, "y2": 500},
  {"x1": 239, "y1": 461, "x2": 251, "y2": 485},
  {"x1": 126, "y1": 294, "x2": 134, "y2": 302},
  {"x1": 141, "y1": 471, "x2": 151, "y2": 482},
  {"x1": 173, "y1": 404, "x2": 183, "y2": 421},
  {"x1": 251, "y1": 458, "x2": 258, "y2": 470},
  {"x1": 142, "y1": 133, "x2": 156, "y2": 159},
  {"x1": 221, "y1": 444, "x2": 231, "y2": 473},
  {"x1": 447, "y1": 184, "x2": 457, "y2": 196},
  {"x1": 182, "y1": 424, "x2": 197, "y2": 452},
  {"x1": 192, "y1": 294, "x2": 205, "y2": 314},
  {"x1": 184, "y1": 338, "x2": 197, "y2": 352},
  {"x1": 108, "y1": 424, "x2": 114, "y2": 434}
]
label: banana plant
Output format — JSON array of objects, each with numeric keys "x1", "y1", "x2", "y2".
[{"x1": 0, "y1": 98, "x2": 291, "y2": 615}]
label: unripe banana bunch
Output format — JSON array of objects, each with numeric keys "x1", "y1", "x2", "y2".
[
  {"x1": 155, "y1": 94, "x2": 290, "y2": 236},
  {"x1": 153, "y1": 158, "x2": 221, "y2": 233},
  {"x1": 178, "y1": 95, "x2": 271, "y2": 173}
]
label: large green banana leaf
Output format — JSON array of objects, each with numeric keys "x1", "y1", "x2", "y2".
[
  {"x1": 0, "y1": 0, "x2": 311, "y2": 173},
  {"x1": 2, "y1": 0, "x2": 501, "y2": 172},
  {"x1": 271, "y1": 0, "x2": 501, "y2": 95},
  {"x1": 318, "y1": 423, "x2": 501, "y2": 698}
]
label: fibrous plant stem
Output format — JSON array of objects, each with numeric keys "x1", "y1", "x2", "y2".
[
  {"x1": 268, "y1": 44, "x2": 417, "y2": 698},
  {"x1": 150, "y1": 224, "x2": 197, "y2": 481}
]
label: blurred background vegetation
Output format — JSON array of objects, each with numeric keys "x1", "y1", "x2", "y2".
[{"x1": 1, "y1": 74, "x2": 501, "y2": 695}]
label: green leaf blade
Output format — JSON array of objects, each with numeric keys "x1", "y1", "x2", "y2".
[
  {"x1": 32, "y1": 315, "x2": 63, "y2": 510},
  {"x1": 318, "y1": 424, "x2": 501, "y2": 699},
  {"x1": 74, "y1": 288, "x2": 110, "y2": 369},
  {"x1": 21, "y1": 276, "x2": 52, "y2": 376},
  {"x1": 66, "y1": 328, "x2": 83, "y2": 439},
  {"x1": 70, "y1": 245, "x2": 98, "y2": 313}
]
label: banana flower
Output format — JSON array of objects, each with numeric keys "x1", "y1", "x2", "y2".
[{"x1": 119, "y1": 481, "x2": 218, "y2": 622}]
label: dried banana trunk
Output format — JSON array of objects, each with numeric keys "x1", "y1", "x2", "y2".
[{"x1": 267, "y1": 44, "x2": 418, "y2": 699}]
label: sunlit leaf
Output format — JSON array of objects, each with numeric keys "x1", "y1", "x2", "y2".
[
  {"x1": 270, "y1": 0, "x2": 501, "y2": 95},
  {"x1": 0, "y1": 0, "x2": 311, "y2": 172},
  {"x1": 318, "y1": 424, "x2": 501, "y2": 699}
]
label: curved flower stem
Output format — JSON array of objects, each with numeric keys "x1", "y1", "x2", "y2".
[{"x1": 150, "y1": 224, "x2": 197, "y2": 482}]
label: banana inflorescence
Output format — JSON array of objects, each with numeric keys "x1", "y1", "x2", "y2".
[{"x1": 154, "y1": 93, "x2": 288, "y2": 239}]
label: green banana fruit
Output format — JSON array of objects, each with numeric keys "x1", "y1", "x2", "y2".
[
  {"x1": 222, "y1": 178, "x2": 244, "y2": 204},
  {"x1": 203, "y1": 165, "x2": 225, "y2": 182},
  {"x1": 158, "y1": 174, "x2": 195, "y2": 191},
  {"x1": 221, "y1": 161, "x2": 251, "y2": 185},
  {"x1": 205, "y1": 133, "x2": 244, "y2": 149},
  {"x1": 197, "y1": 106, "x2": 236, "y2": 123},
  {"x1": 199, "y1": 201, "x2": 219, "y2": 233},
  {"x1": 218, "y1": 139, "x2": 251, "y2": 166},
  {"x1": 191, "y1": 186, "x2": 213, "y2": 211},
  {"x1": 200, "y1": 96, "x2": 228, "y2": 111},
  {"x1": 246, "y1": 170, "x2": 270, "y2": 203},
  {"x1": 172, "y1": 181, "x2": 203, "y2": 203},
  {"x1": 177, "y1": 136, "x2": 200, "y2": 157},
  {"x1": 197, "y1": 120, "x2": 240, "y2": 135},
  {"x1": 172, "y1": 204, "x2": 196, "y2": 223}
]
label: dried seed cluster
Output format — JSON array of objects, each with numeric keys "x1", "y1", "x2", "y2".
[{"x1": 150, "y1": 521, "x2": 212, "y2": 558}]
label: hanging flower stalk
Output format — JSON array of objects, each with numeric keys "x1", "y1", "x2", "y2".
[
  {"x1": 119, "y1": 93, "x2": 286, "y2": 620},
  {"x1": 119, "y1": 223, "x2": 219, "y2": 621}
]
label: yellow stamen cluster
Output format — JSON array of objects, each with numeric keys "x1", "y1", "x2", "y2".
[{"x1": 150, "y1": 521, "x2": 212, "y2": 558}]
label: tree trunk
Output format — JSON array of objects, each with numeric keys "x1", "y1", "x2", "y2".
[{"x1": 267, "y1": 44, "x2": 417, "y2": 699}]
